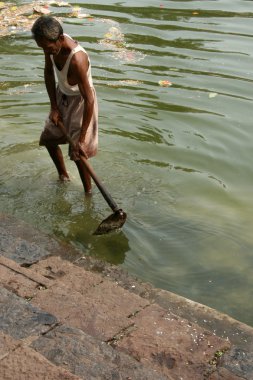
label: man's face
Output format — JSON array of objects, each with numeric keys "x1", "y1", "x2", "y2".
[{"x1": 35, "y1": 36, "x2": 62, "y2": 56}]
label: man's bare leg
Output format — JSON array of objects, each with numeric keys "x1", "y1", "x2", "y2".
[
  {"x1": 46, "y1": 145, "x2": 70, "y2": 181},
  {"x1": 75, "y1": 160, "x2": 92, "y2": 195}
]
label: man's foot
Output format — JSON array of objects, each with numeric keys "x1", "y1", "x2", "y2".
[
  {"x1": 58, "y1": 174, "x2": 70, "y2": 182},
  {"x1": 85, "y1": 189, "x2": 92, "y2": 197}
]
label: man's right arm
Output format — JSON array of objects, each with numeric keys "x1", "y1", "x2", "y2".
[{"x1": 44, "y1": 54, "x2": 60, "y2": 123}]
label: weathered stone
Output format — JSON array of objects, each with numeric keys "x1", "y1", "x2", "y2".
[
  {"x1": 1, "y1": 214, "x2": 253, "y2": 380},
  {"x1": 219, "y1": 347, "x2": 253, "y2": 379},
  {"x1": 32, "y1": 324, "x2": 168, "y2": 380},
  {"x1": 116, "y1": 304, "x2": 231, "y2": 380},
  {"x1": 208, "y1": 367, "x2": 244, "y2": 380},
  {"x1": 154, "y1": 289, "x2": 253, "y2": 352},
  {"x1": 1, "y1": 236, "x2": 50, "y2": 264},
  {"x1": 1, "y1": 344, "x2": 81, "y2": 380},
  {"x1": 0, "y1": 331, "x2": 19, "y2": 357},
  {"x1": 0, "y1": 256, "x2": 52, "y2": 298},
  {"x1": 0, "y1": 226, "x2": 16, "y2": 254},
  {"x1": 0, "y1": 287, "x2": 57, "y2": 339},
  {"x1": 31, "y1": 256, "x2": 103, "y2": 292},
  {"x1": 0, "y1": 260, "x2": 38, "y2": 299},
  {"x1": 79, "y1": 257, "x2": 155, "y2": 299},
  {"x1": 0, "y1": 214, "x2": 83, "y2": 264},
  {"x1": 32, "y1": 280, "x2": 149, "y2": 341}
]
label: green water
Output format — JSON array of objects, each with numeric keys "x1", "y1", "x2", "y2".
[{"x1": 1, "y1": 0, "x2": 253, "y2": 326}]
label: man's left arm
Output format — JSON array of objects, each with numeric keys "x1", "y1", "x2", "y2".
[{"x1": 72, "y1": 52, "x2": 95, "y2": 144}]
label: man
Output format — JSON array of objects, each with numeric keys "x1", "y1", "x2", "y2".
[{"x1": 31, "y1": 15, "x2": 98, "y2": 194}]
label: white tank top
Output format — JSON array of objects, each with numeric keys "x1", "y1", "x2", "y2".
[{"x1": 50, "y1": 35, "x2": 93, "y2": 96}]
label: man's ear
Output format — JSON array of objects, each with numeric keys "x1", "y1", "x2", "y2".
[{"x1": 59, "y1": 34, "x2": 64, "y2": 42}]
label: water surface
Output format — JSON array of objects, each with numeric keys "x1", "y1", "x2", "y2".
[{"x1": 1, "y1": 0, "x2": 253, "y2": 326}]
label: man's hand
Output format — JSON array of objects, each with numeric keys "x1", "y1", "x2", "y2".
[
  {"x1": 49, "y1": 107, "x2": 61, "y2": 126},
  {"x1": 72, "y1": 141, "x2": 88, "y2": 161}
]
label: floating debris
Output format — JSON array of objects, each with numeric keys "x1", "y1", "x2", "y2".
[
  {"x1": 48, "y1": 1, "x2": 70, "y2": 6},
  {"x1": 107, "y1": 79, "x2": 143, "y2": 87},
  {"x1": 0, "y1": 1, "x2": 70, "y2": 37},
  {"x1": 0, "y1": 2, "x2": 145, "y2": 65},
  {"x1": 77, "y1": 13, "x2": 91, "y2": 19},
  {"x1": 33, "y1": 5, "x2": 51, "y2": 15},
  {"x1": 7, "y1": 84, "x2": 36, "y2": 95},
  {"x1": 158, "y1": 80, "x2": 172, "y2": 87},
  {"x1": 99, "y1": 26, "x2": 126, "y2": 50},
  {"x1": 99, "y1": 18, "x2": 119, "y2": 26},
  {"x1": 119, "y1": 80, "x2": 143, "y2": 86},
  {"x1": 0, "y1": 2, "x2": 36, "y2": 37},
  {"x1": 112, "y1": 49, "x2": 145, "y2": 63},
  {"x1": 104, "y1": 26, "x2": 124, "y2": 41},
  {"x1": 98, "y1": 20, "x2": 145, "y2": 63},
  {"x1": 209, "y1": 92, "x2": 218, "y2": 98},
  {"x1": 68, "y1": 5, "x2": 92, "y2": 19}
]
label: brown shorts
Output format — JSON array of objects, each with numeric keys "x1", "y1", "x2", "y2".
[{"x1": 39, "y1": 87, "x2": 98, "y2": 160}]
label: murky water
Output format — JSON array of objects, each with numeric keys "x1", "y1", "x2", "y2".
[{"x1": 1, "y1": 0, "x2": 253, "y2": 326}]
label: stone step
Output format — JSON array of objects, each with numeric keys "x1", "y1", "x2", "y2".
[
  {"x1": 0, "y1": 331, "x2": 81, "y2": 380},
  {"x1": 0, "y1": 286, "x2": 167, "y2": 380},
  {"x1": 1, "y1": 214, "x2": 253, "y2": 379},
  {"x1": 1, "y1": 255, "x2": 252, "y2": 379},
  {"x1": 31, "y1": 324, "x2": 168, "y2": 380}
]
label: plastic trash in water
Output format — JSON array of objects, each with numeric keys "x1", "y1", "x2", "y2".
[
  {"x1": 158, "y1": 80, "x2": 172, "y2": 87},
  {"x1": 209, "y1": 92, "x2": 218, "y2": 98}
]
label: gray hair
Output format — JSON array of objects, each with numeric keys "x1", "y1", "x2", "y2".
[{"x1": 31, "y1": 16, "x2": 63, "y2": 41}]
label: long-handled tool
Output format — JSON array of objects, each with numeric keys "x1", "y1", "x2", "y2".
[{"x1": 57, "y1": 120, "x2": 127, "y2": 235}]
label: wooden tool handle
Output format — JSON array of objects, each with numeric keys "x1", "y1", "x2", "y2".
[{"x1": 57, "y1": 120, "x2": 120, "y2": 212}]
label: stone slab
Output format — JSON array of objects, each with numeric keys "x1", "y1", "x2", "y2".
[
  {"x1": 0, "y1": 214, "x2": 83, "y2": 264},
  {"x1": 208, "y1": 367, "x2": 244, "y2": 380},
  {"x1": 0, "y1": 256, "x2": 52, "y2": 299},
  {"x1": 0, "y1": 234, "x2": 50, "y2": 265},
  {"x1": 0, "y1": 332, "x2": 19, "y2": 358},
  {"x1": 32, "y1": 279, "x2": 149, "y2": 341},
  {"x1": 0, "y1": 287, "x2": 57, "y2": 340},
  {"x1": 0, "y1": 260, "x2": 39, "y2": 300},
  {"x1": 1, "y1": 214, "x2": 253, "y2": 380},
  {"x1": 154, "y1": 289, "x2": 253, "y2": 352},
  {"x1": 31, "y1": 256, "x2": 103, "y2": 293},
  {"x1": 116, "y1": 304, "x2": 231, "y2": 380},
  {"x1": 219, "y1": 347, "x2": 253, "y2": 379},
  {"x1": 31, "y1": 324, "x2": 168, "y2": 380},
  {"x1": 0, "y1": 343, "x2": 81, "y2": 380}
]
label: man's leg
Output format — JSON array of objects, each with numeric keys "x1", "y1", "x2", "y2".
[
  {"x1": 46, "y1": 145, "x2": 70, "y2": 181},
  {"x1": 75, "y1": 160, "x2": 92, "y2": 194}
]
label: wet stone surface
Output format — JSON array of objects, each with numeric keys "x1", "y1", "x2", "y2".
[
  {"x1": 1, "y1": 237, "x2": 50, "y2": 264},
  {"x1": 116, "y1": 303, "x2": 231, "y2": 380},
  {"x1": 0, "y1": 214, "x2": 81, "y2": 266},
  {"x1": 31, "y1": 279, "x2": 149, "y2": 341},
  {"x1": 0, "y1": 331, "x2": 81, "y2": 380},
  {"x1": 0, "y1": 287, "x2": 57, "y2": 340},
  {"x1": 220, "y1": 347, "x2": 253, "y2": 379},
  {"x1": 1, "y1": 213, "x2": 253, "y2": 379},
  {"x1": 0, "y1": 214, "x2": 83, "y2": 264},
  {"x1": 31, "y1": 324, "x2": 168, "y2": 380}
]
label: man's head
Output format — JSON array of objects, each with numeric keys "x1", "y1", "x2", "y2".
[{"x1": 31, "y1": 16, "x2": 64, "y2": 55}]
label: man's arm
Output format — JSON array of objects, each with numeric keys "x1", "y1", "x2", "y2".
[
  {"x1": 71, "y1": 52, "x2": 95, "y2": 143},
  {"x1": 44, "y1": 53, "x2": 59, "y2": 123}
]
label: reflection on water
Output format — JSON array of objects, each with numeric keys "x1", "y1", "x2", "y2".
[{"x1": 1, "y1": 0, "x2": 253, "y2": 326}]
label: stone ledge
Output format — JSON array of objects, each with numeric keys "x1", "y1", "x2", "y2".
[{"x1": 1, "y1": 213, "x2": 253, "y2": 379}]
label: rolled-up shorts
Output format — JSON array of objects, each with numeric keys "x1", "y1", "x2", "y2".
[{"x1": 39, "y1": 86, "x2": 98, "y2": 160}]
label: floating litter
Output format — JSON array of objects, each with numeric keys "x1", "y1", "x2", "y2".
[
  {"x1": 48, "y1": 1, "x2": 71, "y2": 6},
  {"x1": 33, "y1": 6, "x2": 51, "y2": 15},
  {"x1": 209, "y1": 92, "x2": 218, "y2": 98},
  {"x1": 158, "y1": 80, "x2": 172, "y2": 87}
]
